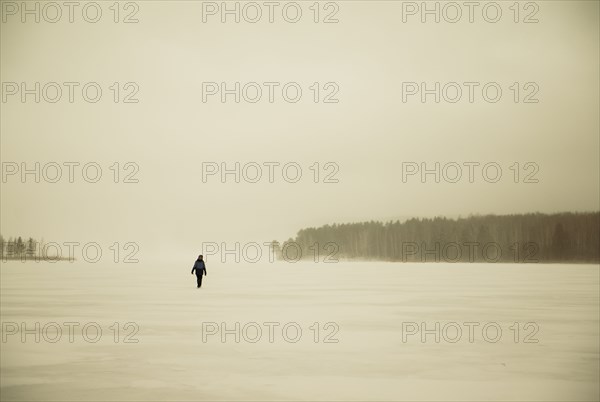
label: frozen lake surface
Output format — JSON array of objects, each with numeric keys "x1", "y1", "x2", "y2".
[{"x1": 1, "y1": 261, "x2": 598, "y2": 401}]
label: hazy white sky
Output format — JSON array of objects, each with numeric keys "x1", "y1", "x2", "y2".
[{"x1": 1, "y1": 1, "x2": 598, "y2": 256}]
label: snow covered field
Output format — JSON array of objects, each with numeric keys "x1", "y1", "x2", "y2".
[{"x1": 1, "y1": 261, "x2": 598, "y2": 401}]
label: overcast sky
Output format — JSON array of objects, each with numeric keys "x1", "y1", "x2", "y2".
[{"x1": 1, "y1": 1, "x2": 598, "y2": 257}]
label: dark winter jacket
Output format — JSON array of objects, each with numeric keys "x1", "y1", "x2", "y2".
[{"x1": 191, "y1": 260, "x2": 206, "y2": 276}]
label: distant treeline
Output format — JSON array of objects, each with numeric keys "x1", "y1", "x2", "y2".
[
  {"x1": 0, "y1": 236, "x2": 69, "y2": 261},
  {"x1": 274, "y1": 212, "x2": 600, "y2": 263}
]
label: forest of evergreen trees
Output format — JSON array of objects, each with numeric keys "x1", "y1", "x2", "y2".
[{"x1": 275, "y1": 212, "x2": 600, "y2": 263}]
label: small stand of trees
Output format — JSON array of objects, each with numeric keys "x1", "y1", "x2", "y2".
[{"x1": 0, "y1": 236, "x2": 62, "y2": 261}]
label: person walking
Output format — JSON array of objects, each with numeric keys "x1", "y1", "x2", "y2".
[{"x1": 191, "y1": 255, "x2": 207, "y2": 288}]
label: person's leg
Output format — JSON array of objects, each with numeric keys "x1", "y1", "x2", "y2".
[{"x1": 197, "y1": 275, "x2": 203, "y2": 288}]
